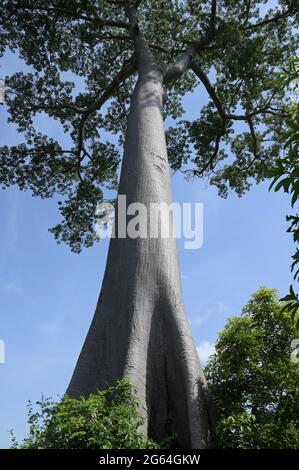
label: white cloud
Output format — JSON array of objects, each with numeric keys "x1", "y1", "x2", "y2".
[
  {"x1": 0, "y1": 339, "x2": 5, "y2": 364},
  {"x1": 197, "y1": 341, "x2": 215, "y2": 364}
]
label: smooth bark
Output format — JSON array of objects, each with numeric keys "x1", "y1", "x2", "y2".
[{"x1": 67, "y1": 59, "x2": 214, "y2": 448}]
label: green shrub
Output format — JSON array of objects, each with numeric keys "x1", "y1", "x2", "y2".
[{"x1": 11, "y1": 378, "x2": 162, "y2": 449}]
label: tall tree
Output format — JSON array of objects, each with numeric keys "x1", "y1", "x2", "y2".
[{"x1": 0, "y1": 0, "x2": 298, "y2": 448}]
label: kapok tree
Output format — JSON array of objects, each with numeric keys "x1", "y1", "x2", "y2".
[{"x1": 0, "y1": 0, "x2": 298, "y2": 448}]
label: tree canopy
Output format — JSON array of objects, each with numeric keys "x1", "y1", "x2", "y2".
[
  {"x1": 0, "y1": 0, "x2": 298, "y2": 251},
  {"x1": 205, "y1": 287, "x2": 299, "y2": 448}
]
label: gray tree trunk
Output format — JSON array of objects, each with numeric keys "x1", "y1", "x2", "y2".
[{"x1": 67, "y1": 63, "x2": 214, "y2": 448}]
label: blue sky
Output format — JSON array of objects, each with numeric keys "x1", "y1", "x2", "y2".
[{"x1": 0, "y1": 19, "x2": 294, "y2": 447}]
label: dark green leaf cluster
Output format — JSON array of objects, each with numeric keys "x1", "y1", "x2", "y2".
[{"x1": 280, "y1": 285, "x2": 299, "y2": 329}]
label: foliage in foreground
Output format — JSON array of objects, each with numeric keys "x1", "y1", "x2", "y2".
[
  {"x1": 205, "y1": 287, "x2": 299, "y2": 449},
  {"x1": 11, "y1": 379, "x2": 163, "y2": 449},
  {"x1": 268, "y1": 57, "x2": 299, "y2": 327}
]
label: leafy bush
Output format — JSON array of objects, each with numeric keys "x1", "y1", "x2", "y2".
[
  {"x1": 11, "y1": 379, "x2": 162, "y2": 449},
  {"x1": 205, "y1": 287, "x2": 299, "y2": 449}
]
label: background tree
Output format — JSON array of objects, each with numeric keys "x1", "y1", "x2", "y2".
[
  {"x1": 0, "y1": 0, "x2": 298, "y2": 448},
  {"x1": 205, "y1": 287, "x2": 299, "y2": 449}
]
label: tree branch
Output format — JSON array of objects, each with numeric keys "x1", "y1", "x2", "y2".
[
  {"x1": 76, "y1": 56, "x2": 137, "y2": 159},
  {"x1": 247, "y1": 115, "x2": 258, "y2": 157},
  {"x1": 108, "y1": 0, "x2": 143, "y2": 6},
  {"x1": 193, "y1": 126, "x2": 225, "y2": 178},
  {"x1": 191, "y1": 61, "x2": 225, "y2": 118},
  {"x1": 243, "y1": 6, "x2": 294, "y2": 31},
  {"x1": 14, "y1": 3, "x2": 130, "y2": 29},
  {"x1": 188, "y1": 57, "x2": 291, "y2": 178},
  {"x1": 210, "y1": 0, "x2": 217, "y2": 33},
  {"x1": 124, "y1": 0, "x2": 156, "y2": 72},
  {"x1": 191, "y1": 61, "x2": 290, "y2": 121},
  {"x1": 226, "y1": 108, "x2": 290, "y2": 120},
  {"x1": 163, "y1": 0, "x2": 218, "y2": 82},
  {"x1": 26, "y1": 103, "x2": 84, "y2": 114}
]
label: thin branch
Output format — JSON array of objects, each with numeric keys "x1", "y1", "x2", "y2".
[
  {"x1": 247, "y1": 115, "x2": 258, "y2": 157},
  {"x1": 191, "y1": 62, "x2": 225, "y2": 118},
  {"x1": 189, "y1": 128, "x2": 225, "y2": 179},
  {"x1": 226, "y1": 108, "x2": 290, "y2": 120},
  {"x1": 92, "y1": 34, "x2": 132, "y2": 42},
  {"x1": 244, "y1": 0, "x2": 251, "y2": 26},
  {"x1": 228, "y1": 78, "x2": 244, "y2": 108},
  {"x1": 26, "y1": 103, "x2": 84, "y2": 114},
  {"x1": 191, "y1": 61, "x2": 290, "y2": 121},
  {"x1": 243, "y1": 6, "x2": 294, "y2": 30},
  {"x1": 189, "y1": 59, "x2": 291, "y2": 178},
  {"x1": 107, "y1": 0, "x2": 143, "y2": 5},
  {"x1": 14, "y1": 3, "x2": 130, "y2": 29},
  {"x1": 76, "y1": 56, "x2": 137, "y2": 159},
  {"x1": 25, "y1": 149, "x2": 77, "y2": 156},
  {"x1": 210, "y1": 0, "x2": 217, "y2": 33}
]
